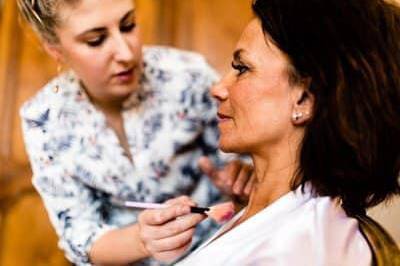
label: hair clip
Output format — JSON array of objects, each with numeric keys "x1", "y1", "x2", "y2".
[{"x1": 28, "y1": 0, "x2": 44, "y2": 25}]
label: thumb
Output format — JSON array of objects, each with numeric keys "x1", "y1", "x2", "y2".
[{"x1": 198, "y1": 156, "x2": 217, "y2": 178}]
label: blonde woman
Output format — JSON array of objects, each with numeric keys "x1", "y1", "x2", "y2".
[{"x1": 18, "y1": 0, "x2": 253, "y2": 265}]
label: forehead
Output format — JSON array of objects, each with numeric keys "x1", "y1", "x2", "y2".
[
  {"x1": 236, "y1": 19, "x2": 286, "y2": 63},
  {"x1": 58, "y1": 0, "x2": 135, "y2": 32},
  {"x1": 236, "y1": 19, "x2": 267, "y2": 54}
]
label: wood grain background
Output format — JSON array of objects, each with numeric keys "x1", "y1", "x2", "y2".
[{"x1": 0, "y1": 1, "x2": 398, "y2": 265}]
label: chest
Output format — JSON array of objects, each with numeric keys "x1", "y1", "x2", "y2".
[{"x1": 54, "y1": 103, "x2": 207, "y2": 200}]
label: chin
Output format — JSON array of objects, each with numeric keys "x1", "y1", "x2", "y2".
[
  {"x1": 113, "y1": 84, "x2": 139, "y2": 96},
  {"x1": 219, "y1": 138, "x2": 244, "y2": 154}
]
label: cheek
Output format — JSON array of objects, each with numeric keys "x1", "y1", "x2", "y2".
[
  {"x1": 235, "y1": 92, "x2": 293, "y2": 140},
  {"x1": 129, "y1": 30, "x2": 143, "y2": 50},
  {"x1": 231, "y1": 88, "x2": 276, "y2": 128},
  {"x1": 68, "y1": 49, "x2": 109, "y2": 84},
  {"x1": 70, "y1": 48, "x2": 108, "y2": 70},
  {"x1": 126, "y1": 29, "x2": 143, "y2": 60},
  {"x1": 132, "y1": 44, "x2": 143, "y2": 64}
]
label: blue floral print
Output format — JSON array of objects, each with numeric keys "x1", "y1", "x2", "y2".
[{"x1": 21, "y1": 46, "x2": 226, "y2": 266}]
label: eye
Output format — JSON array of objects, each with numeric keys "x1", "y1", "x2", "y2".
[
  {"x1": 120, "y1": 22, "x2": 136, "y2": 33},
  {"x1": 231, "y1": 62, "x2": 249, "y2": 76},
  {"x1": 86, "y1": 35, "x2": 106, "y2": 47}
]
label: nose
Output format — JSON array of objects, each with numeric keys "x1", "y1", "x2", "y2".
[
  {"x1": 113, "y1": 34, "x2": 134, "y2": 63},
  {"x1": 211, "y1": 72, "x2": 232, "y2": 102}
]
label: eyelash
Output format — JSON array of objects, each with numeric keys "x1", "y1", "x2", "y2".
[
  {"x1": 120, "y1": 22, "x2": 136, "y2": 33},
  {"x1": 86, "y1": 22, "x2": 137, "y2": 47},
  {"x1": 231, "y1": 62, "x2": 249, "y2": 76},
  {"x1": 86, "y1": 36, "x2": 105, "y2": 47}
]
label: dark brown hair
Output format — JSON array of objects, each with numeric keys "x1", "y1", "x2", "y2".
[{"x1": 253, "y1": 0, "x2": 400, "y2": 215}]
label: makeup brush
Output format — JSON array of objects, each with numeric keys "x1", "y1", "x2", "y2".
[
  {"x1": 110, "y1": 198, "x2": 235, "y2": 224},
  {"x1": 205, "y1": 201, "x2": 235, "y2": 224}
]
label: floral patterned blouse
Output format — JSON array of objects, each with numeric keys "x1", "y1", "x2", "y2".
[{"x1": 20, "y1": 46, "x2": 226, "y2": 266}]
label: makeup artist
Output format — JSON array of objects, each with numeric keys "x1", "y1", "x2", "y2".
[{"x1": 17, "y1": 0, "x2": 253, "y2": 265}]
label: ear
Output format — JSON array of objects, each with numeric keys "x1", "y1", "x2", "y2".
[
  {"x1": 291, "y1": 80, "x2": 314, "y2": 125},
  {"x1": 43, "y1": 41, "x2": 65, "y2": 63}
]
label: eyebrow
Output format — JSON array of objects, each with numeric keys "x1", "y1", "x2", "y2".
[
  {"x1": 78, "y1": 9, "x2": 135, "y2": 36},
  {"x1": 233, "y1": 49, "x2": 245, "y2": 62}
]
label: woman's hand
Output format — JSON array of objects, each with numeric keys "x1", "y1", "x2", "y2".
[
  {"x1": 137, "y1": 196, "x2": 206, "y2": 263},
  {"x1": 199, "y1": 156, "x2": 254, "y2": 201}
]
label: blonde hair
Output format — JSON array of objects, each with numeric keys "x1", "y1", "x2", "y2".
[{"x1": 17, "y1": 0, "x2": 80, "y2": 43}]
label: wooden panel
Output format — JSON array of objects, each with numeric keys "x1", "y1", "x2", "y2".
[
  {"x1": 0, "y1": 0, "x2": 22, "y2": 163},
  {"x1": 136, "y1": 0, "x2": 166, "y2": 45},
  {"x1": 369, "y1": 200, "x2": 400, "y2": 244},
  {"x1": 0, "y1": 193, "x2": 69, "y2": 266},
  {"x1": 166, "y1": 0, "x2": 253, "y2": 72},
  {"x1": 0, "y1": 1, "x2": 70, "y2": 265},
  {"x1": 190, "y1": 0, "x2": 253, "y2": 72}
]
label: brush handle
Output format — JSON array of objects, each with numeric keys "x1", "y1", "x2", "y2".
[
  {"x1": 123, "y1": 201, "x2": 166, "y2": 209},
  {"x1": 113, "y1": 199, "x2": 210, "y2": 214},
  {"x1": 189, "y1": 206, "x2": 210, "y2": 214}
]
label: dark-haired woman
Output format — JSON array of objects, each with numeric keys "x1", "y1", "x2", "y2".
[{"x1": 139, "y1": 0, "x2": 400, "y2": 264}]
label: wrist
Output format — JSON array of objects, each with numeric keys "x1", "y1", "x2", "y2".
[{"x1": 134, "y1": 224, "x2": 151, "y2": 259}]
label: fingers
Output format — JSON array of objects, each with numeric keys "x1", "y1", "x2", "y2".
[
  {"x1": 198, "y1": 156, "x2": 216, "y2": 178},
  {"x1": 139, "y1": 204, "x2": 191, "y2": 226},
  {"x1": 244, "y1": 173, "x2": 255, "y2": 196},
  {"x1": 232, "y1": 163, "x2": 253, "y2": 196},
  {"x1": 153, "y1": 241, "x2": 192, "y2": 263},
  {"x1": 138, "y1": 202, "x2": 206, "y2": 264},
  {"x1": 209, "y1": 160, "x2": 239, "y2": 189},
  {"x1": 149, "y1": 227, "x2": 196, "y2": 251},
  {"x1": 141, "y1": 212, "x2": 205, "y2": 240},
  {"x1": 222, "y1": 160, "x2": 241, "y2": 187},
  {"x1": 214, "y1": 160, "x2": 241, "y2": 194},
  {"x1": 200, "y1": 157, "x2": 254, "y2": 199},
  {"x1": 164, "y1": 195, "x2": 195, "y2": 206}
]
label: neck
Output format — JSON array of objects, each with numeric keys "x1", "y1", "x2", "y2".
[
  {"x1": 240, "y1": 134, "x2": 302, "y2": 221},
  {"x1": 80, "y1": 82, "x2": 124, "y2": 116},
  {"x1": 244, "y1": 156, "x2": 297, "y2": 218},
  {"x1": 93, "y1": 99, "x2": 123, "y2": 116}
]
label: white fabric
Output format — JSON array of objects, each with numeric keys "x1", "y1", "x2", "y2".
[{"x1": 177, "y1": 185, "x2": 372, "y2": 266}]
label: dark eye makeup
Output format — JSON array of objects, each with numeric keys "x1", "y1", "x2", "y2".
[{"x1": 231, "y1": 62, "x2": 249, "y2": 76}]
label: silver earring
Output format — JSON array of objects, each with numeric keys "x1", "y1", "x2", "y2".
[{"x1": 292, "y1": 112, "x2": 303, "y2": 121}]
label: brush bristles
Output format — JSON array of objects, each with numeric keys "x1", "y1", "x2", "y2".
[{"x1": 206, "y1": 202, "x2": 235, "y2": 224}]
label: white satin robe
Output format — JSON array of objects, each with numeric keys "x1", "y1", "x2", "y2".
[{"x1": 177, "y1": 184, "x2": 372, "y2": 266}]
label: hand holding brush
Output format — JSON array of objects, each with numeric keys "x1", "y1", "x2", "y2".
[{"x1": 135, "y1": 196, "x2": 233, "y2": 263}]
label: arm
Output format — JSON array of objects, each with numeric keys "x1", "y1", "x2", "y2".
[
  {"x1": 90, "y1": 198, "x2": 205, "y2": 266},
  {"x1": 89, "y1": 224, "x2": 149, "y2": 265},
  {"x1": 21, "y1": 109, "x2": 149, "y2": 265},
  {"x1": 92, "y1": 196, "x2": 207, "y2": 265},
  {"x1": 21, "y1": 107, "x2": 203, "y2": 266}
]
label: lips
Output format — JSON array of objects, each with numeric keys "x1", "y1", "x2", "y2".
[
  {"x1": 112, "y1": 67, "x2": 135, "y2": 84},
  {"x1": 217, "y1": 112, "x2": 232, "y2": 122}
]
